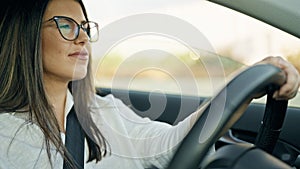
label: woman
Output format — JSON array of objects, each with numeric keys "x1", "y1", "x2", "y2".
[{"x1": 0, "y1": 0, "x2": 299, "y2": 168}]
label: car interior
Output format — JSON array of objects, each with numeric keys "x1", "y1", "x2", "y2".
[{"x1": 88, "y1": 0, "x2": 300, "y2": 168}]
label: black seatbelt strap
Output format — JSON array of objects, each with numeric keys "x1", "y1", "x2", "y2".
[{"x1": 63, "y1": 107, "x2": 85, "y2": 169}]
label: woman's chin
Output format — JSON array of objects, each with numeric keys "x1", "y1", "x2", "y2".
[{"x1": 72, "y1": 69, "x2": 88, "y2": 81}]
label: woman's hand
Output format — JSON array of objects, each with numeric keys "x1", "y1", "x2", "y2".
[{"x1": 256, "y1": 56, "x2": 300, "y2": 100}]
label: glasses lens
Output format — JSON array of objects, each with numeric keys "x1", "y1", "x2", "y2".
[
  {"x1": 56, "y1": 18, "x2": 78, "y2": 40},
  {"x1": 84, "y1": 22, "x2": 99, "y2": 42}
]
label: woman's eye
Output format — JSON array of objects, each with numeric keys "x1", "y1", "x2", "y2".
[
  {"x1": 59, "y1": 24, "x2": 71, "y2": 29},
  {"x1": 59, "y1": 24, "x2": 72, "y2": 34}
]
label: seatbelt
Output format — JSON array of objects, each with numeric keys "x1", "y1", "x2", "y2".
[{"x1": 63, "y1": 107, "x2": 85, "y2": 169}]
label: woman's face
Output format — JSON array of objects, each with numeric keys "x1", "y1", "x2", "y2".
[{"x1": 42, "y1": 0, "x2": 89, "y2": 84}]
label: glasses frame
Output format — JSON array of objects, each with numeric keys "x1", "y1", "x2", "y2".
[{"x1": 45, "y1": 16, "x2": 99, "y2": 42}]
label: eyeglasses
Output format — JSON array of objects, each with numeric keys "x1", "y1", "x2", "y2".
[{"x1": 45, "y1": 16, "x2": 99, "y2": 42}]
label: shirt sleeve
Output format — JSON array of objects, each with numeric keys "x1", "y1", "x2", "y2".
[
  {"x1": 91, "y1": 94, "x2": 215, "y2": 169},
  {"x1": 110, "y1": 95, "x2": 193, "y2": 168}
]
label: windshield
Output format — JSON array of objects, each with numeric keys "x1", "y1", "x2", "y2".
[{"x1": 85, "y1": 0, "x2": 300, "y2": 107}]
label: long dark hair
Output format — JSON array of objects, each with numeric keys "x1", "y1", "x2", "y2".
[{"x1": 0, "y1": 0, "x2": 107, "y2": 167}]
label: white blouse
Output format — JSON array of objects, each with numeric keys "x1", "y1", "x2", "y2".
[{"x1": 0, "y1": 91, "x2": 197, "y2": 169}]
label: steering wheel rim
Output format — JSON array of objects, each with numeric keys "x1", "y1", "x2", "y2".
[{"x1": 167, "y1": 64, "x2": 286, "y2": 169}]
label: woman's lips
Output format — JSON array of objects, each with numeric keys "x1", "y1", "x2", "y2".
[{"x1": 68, "y1": 51, "x2": 89, "y2": 60}]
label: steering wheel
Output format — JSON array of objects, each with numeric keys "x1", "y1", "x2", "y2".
[{"x1": 167, "y1": 64, "x2": 288, "y2": 169}]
